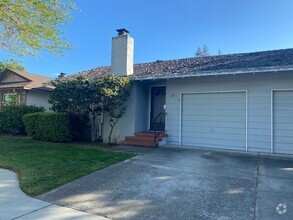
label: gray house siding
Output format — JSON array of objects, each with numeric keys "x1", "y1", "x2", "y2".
[{"x1": 166, "y1": 71, "x2": 293, "y2": 154}]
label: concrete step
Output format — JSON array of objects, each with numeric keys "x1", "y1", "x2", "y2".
[{"x1": 120, "y1": 140, "x2": 158, "y2": 148}]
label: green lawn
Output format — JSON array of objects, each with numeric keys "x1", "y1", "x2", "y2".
[{"x1": 0, "y1": 136, "x2": 134, "y2": 196}]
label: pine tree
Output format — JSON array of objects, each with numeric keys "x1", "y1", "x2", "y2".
[{"x1": 202, "y1": 45, "x2": 209, "y2": 56}]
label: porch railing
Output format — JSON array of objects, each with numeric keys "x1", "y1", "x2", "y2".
[{"x1": 153, "y1": 112, "x2": 167, "y2": 143}]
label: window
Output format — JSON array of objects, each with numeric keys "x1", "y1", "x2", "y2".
[{"x1": 3, "y1": 93, "x2": 20, "y2": 105}]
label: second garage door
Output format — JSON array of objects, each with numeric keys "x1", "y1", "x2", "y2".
[
  {"x1": 273, "y1": 90, "x2": 293, "y2": 154},
  {"x1": 181, "y1": 91, "x2": 247, "y2": 151}
]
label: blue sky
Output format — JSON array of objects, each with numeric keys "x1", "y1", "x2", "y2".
[{"x1": 1, "y1": 0, "x2": 293, "y2": 77}]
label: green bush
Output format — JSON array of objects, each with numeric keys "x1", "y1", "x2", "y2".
[
  {"x1": 23, "y1": 112, "x2": 87, "y2": 142},
  {"x1": 0, "y1": 105, "x2": 44, "y2": 135}
]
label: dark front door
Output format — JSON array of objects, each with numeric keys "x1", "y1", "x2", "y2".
[{"x1": 150, "y1": 86, "x2": 166, "y2": 131}]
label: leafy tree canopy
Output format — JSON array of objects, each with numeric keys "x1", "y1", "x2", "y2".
[
  {"x1": 0, "y1": 0, "x2": 75, "y2": 56},
  {"x1": 0, "y1": 58, "x2": 25, "y2": 73},
  {"x1": 49, "y1": 75, "x2": 132, "y2": 142}
]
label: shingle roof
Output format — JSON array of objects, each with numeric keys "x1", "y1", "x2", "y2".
[
  {"x1": 77, "y1": 48, "x2": 293, "y2": 80},
  {"x1": 0, "y1": 69, "x2": 54, "y2": 91}
]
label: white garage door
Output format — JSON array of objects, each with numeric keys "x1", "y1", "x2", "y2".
[
  {"x1": 273, "y1": 90, "x2": 293, "y2": 154},
  {"x1": 181, "y1": 91, "x2": 247, "y2": 151}
]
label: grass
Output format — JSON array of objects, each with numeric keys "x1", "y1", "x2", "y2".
[{"x1": 0, "y1": 136, "x2": 134, "y2": 196}]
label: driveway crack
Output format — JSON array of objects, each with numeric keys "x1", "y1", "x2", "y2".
[{"x1": 253, "y1": 153, "x2": 260, "y2": 220}]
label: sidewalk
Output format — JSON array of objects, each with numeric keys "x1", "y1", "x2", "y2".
[{"x1": 0, "y1": 168, "x2": 109, "y2": 220}]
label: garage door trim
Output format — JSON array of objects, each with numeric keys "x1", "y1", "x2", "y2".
[
  {"x1": 179, "y1": 90, "x2": 248, "y2": 151},
  {"x1": 271, "y1": 89, "x2": 293, "y2": 154}
]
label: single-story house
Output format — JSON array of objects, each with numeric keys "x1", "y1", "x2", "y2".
[
  {"x1": 0, "y1": 68, "x2": 53, "y2": 111},
  {"x1": 78, "y1": 29, "x2": 293, "y2": 155}
]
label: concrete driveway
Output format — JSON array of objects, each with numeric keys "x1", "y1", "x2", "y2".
[{"x1": 38, "y1": 146, "x2": 293, "y2": 220}]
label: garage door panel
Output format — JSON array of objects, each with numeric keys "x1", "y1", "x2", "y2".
[
  {"x1": 182, "y1": 127, "x2": 246, "y2": 134},
  {"x1": 183, "y1": 104, "x2": 245, "y2": 110},
  {"x1": 182, "y1": 132, "x2": 245, "y2": 140},
  {"x1": 181, "y1": 92, "x2": 246, "y2": 151},
  {"x1": 182, "y1": 120, "x2": 245, "y2": 128},
  {"x1": 182, "y1": 115, "x2": 245, "y2": 122},
  {"x1": 182, "y1": 138, "x2": 245, "y2": 149},
  {"x1": 273, "y1": 90, "x2": 293, "y2": 154},
  {"x1": 183, "y1": 93, "x2": 245, "y2": 100},
  {"x1": 182, "y1": 109, "x2": 245, "y2": 116}
]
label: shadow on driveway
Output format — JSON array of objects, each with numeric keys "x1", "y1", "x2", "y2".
[{"x1": 38, "y1": 146, "x2": 293, "y2": 220}]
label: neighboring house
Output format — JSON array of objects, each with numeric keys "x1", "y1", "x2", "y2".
[
  {"x1": 78, "y1": 29, "x2": 293, "y2": 155},
  {"x1": 0, "y1": 68, "x2": 53, "y2": 111}
]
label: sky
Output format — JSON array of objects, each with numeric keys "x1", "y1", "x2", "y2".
[{"x1": 1, "y1": 0, "x2": 293, "y2": 78}]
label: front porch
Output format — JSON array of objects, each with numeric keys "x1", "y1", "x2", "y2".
[{"x1": 118, "y1": 80, "x2": 168, "y2": 147}]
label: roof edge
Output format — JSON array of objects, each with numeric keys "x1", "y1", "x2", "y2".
[{"x1": 133, "y1": 65, "x2": 293, "y2": 81}]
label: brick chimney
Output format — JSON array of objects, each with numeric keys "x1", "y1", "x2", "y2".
[{"x1": 111, "y1": 29, "x2": 134, "y2": 76}]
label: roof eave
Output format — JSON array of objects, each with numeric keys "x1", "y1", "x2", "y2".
[
  {"x1": 133, "y1": 65, "x2": 293, "y2": 81},
  {"x1": 24, "y1": 86, "x2": 54, "y2": 92}
]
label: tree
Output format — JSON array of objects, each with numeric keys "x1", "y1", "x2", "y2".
[
  {"x1": 0, "y1": 0, "x2": 75, "y2": 56},
  {"x1": 195, "y1": 45, "x2": 209, "y2": 57},
  {"x1": 49, "y1": 75, "x2": 132, "y2": 143},
  {"x1": 50, "y1": 76, "x2": 103, "y2": 142},
  {"x1": 202, "y1": 44, "x2": 209, "y2": 56},
  {"x1": 218, "y1": 49, "x2": 222, "y2": 55},
  {"x1": 195, "y1": 47, "x2": 203, "y2": 57},
  {"x1": 0, "y1": 58, "x2": 25, "y2": 73},
  {"x1": 104, "y1": 76, "x2": 132, "y2": 144}
]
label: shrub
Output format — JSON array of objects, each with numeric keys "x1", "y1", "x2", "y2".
[
  {"x1": 0, "y1": 105, "x2": 44, "y2": 135},
  {"x1": 23, "y1": 112, "x2": 87, "y2": 142}
]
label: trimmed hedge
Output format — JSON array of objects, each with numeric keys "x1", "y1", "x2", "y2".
[
  {"x1": 0, "y1": 105, "x2": 44, "y2": 135},
  {"x1": 23, "y1": 112, "x2": 87, "y2": 142}
]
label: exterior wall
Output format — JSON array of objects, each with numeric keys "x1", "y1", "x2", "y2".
[
  {"x1": 166, "y1": 71, "x2": 293, "y2": 153},
  {"x1": 1, "y1": 72, "x2": 26, "y2": 83},
  {"x1": 102, "y1": 85, "x2": 137, "y2": 143},
  {"x1": 102, "y1": 80, "x2": 166, "y2": 143},
  {"x1": 26, "y1": 90, "x2": 51, "y2": 111},
  {"x1": 134, "y1": 81, "x2": 149, "y2": 132}
]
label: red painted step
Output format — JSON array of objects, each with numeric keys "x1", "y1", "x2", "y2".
[
  {"x1": 125, "y1": 136, "x2": 162, "y2": 142},
  {"x1": 120, "y1": 140, "x2": 158, "y2": 148},
  {"x1": 120, "y1": 132, "x2": 166, "y2": 148},
  {"x1": 135, "y1": 132, "x2": 166, "y2": 138}
]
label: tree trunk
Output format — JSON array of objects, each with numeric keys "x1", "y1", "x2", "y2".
[
  {"x1": 100, "y1": 111, "x2": 104, "y2": 141},
  {"x1": 108, "y1": 118, "x2": 118, "y2": 145},
  {"x1": 91, "y1": 114, "x2": 96, "y2": 142}
]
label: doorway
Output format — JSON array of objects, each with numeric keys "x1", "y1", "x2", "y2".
[{"x1": 150, "y1": 86, "x2": 166, "y2": 131}]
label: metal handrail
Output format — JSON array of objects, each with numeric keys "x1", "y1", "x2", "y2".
[{"x1": 153, "y1": 112, "x2": 166, "y2": 143}]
